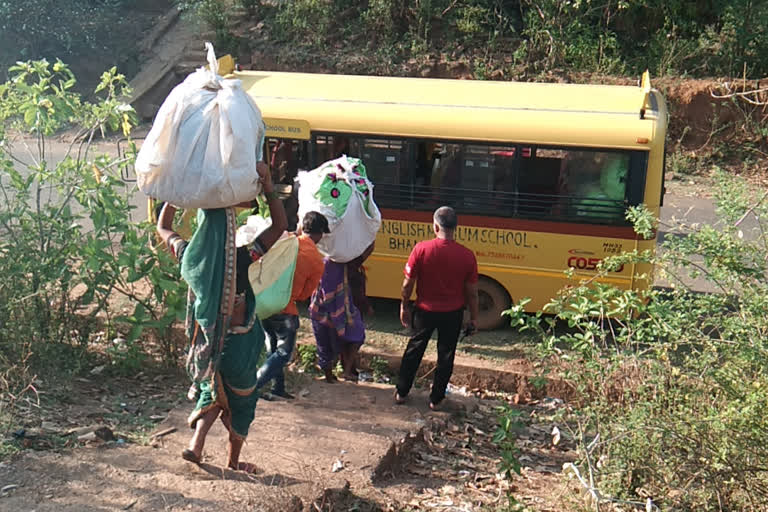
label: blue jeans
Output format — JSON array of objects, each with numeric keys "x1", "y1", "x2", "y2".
[{"x1": 256, "y1": 313, "x2": 299, "y2": 394}]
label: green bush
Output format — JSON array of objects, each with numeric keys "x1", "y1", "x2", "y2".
[
  {"x1": 0, "y1": 59, "x2": 186, "y2": 398},
  {"x1": 247, "y1": 0, "x2": 768, "y2": 77},
  {"x1": 237, "y1": 0, "x2": 260, "y2": 14},
  {"x1": 369, "y1": 355, "x2": 390, "y2": 381},
  {"x1": 273, "y1": 0, "x2": 341, "y2": 46},
  {"x1": 506, "y1": 174, "x2": 768, "y2": 510},
  {"x1": 177, "y1": 0, "x2": 241, "y2": 55},
  {"x1": 269, "y1": 0, "x2": 516, "y2": 52},
  {"x1": 492, "y1": 402, "x2": 525, "y2": 480},
  {"x1": 515, "y1": 0, "x2": 768, "y2": 77},
  {"x1": 360, "y1": 0, "x2": 405, "y2": 44},
  {"x1": 296, "y1": 343, "x2": 318, "y2": 372}
]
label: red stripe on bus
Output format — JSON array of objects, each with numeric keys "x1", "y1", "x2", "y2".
[{"x1": 379, "y1": 208, "x2": 641, "y2": 239}]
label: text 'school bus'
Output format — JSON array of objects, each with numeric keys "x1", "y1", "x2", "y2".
[{"x1": 177, "y1": 56, "x2": 666, "y2": 330}]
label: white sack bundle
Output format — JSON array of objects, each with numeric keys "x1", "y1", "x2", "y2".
[
  {"x1": 135, "y1": 43, "x2": 265, "y2": 209},
  {"x1": 296, "y1": 156, "x2": 381, "y2": 263}
]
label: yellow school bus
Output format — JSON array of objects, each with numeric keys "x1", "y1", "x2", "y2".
[{"x1": 203, "y1": 59, "x2": 667, "y2": 329}]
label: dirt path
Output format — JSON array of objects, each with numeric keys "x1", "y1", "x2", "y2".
[{"x1": 1, "y1": 375, "x2": 576, "y2": 511}]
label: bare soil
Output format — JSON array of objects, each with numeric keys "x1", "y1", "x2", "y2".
[{"x1": 1, "y1": 368, "x2": 577, "y2": 512}]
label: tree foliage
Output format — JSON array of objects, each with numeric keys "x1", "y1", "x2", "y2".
[
  {"x1": 213, "y1": 0, "x2": 768, "y2": 77},
  {"x1": 505, "y1": 174, "x2": 768, "y2": 510},
  {"x1": 0, "y1": 60, "x2": 185, "y2": 400},
  {"x1": 514, "y1": 0, "x2": 768, "y2": 76}
]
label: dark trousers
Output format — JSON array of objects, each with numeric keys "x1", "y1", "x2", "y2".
[
  {"x1": 396, "y1": 307, "x2": 463, "y2": 405},
  {"x1": 256, "y1": 313, "x2": 300, "y2": 394}
]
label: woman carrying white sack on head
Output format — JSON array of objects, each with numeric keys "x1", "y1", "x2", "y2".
[{"x1": 296, "y1": 156, "x2": 381, "y2": 382}]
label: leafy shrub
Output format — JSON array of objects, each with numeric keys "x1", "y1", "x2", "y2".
[
  {"x1": 369, "y1": 355, "x2": 390, "y2": 381},
  {"x1": 516, "y1": 0, "x2": 768, "y2": 77},
  {"x1": 296, "y1": 343, "x2": 318, "y2": 372},
  {"x1": 0, "y1": 59, "x2": 185, "y2": 397},
  {"x1": 270, "y1": 0, "x2": 517, "y2": 52},
  {"x1": 237, "y1": 0, "x2": 260, "y2": 14},
  {"x1": 493, "y1": 403, "x2": 524, "y2": 480},
  {"x1": 505, "y1": 174, "x2": 768, "y2": 510},
  {"x1": 360, "y1": 0, "x2": 406, "y2": 44},
  {"x1": 247, "y1": 0, "x2": 768, "y2": 77},
  {"x1": 273, "y1": 0, "x2": 340, "y2": 46},
  {"x1": 177, "y1": 0, "x2": 241, "y2": 55}
]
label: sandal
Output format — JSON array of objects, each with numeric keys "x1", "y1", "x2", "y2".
[
  {"x1": 230, "y1": 461, "x2": 260, "y2": 474},
  {"x1": 181, "y1": 449, "x2": 201, "y2": 464}
]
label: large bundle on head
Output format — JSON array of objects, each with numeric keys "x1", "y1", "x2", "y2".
[
  {"x1": 296, "y1": 156, "x2": 382, "y2": 263},
  {"x1": 135, "y1": 43, "x2": 265, "y2": 209}
]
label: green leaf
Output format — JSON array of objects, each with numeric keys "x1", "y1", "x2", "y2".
[
  {"x1": 127, "y1": 324, "x2": 144, "y2": 343},
  {"x1": 156, "y1": 278, "x2": 178, "y2": 292}
]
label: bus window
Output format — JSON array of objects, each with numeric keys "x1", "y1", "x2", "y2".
[
  {"x1": 555, "y1": 149, "x2": 630, "y2": 223},
  {"x1": 516, "y1": 148, "x2": 564, "y2": 218},
  {"x1": 464, "y1": 145, "x2": 518, "y2": 213},
  {"x1": 415, "y1": 142, "x2": 437, "y2": 186},
  {"x1": 462, "y1": 145, "x2": 494, "y2": 190},
  {"x1": 356, "y1": 138, "x2": 412, "y2": 209},
  {"x1": 415, "y1": 143, "x2": 458, "y2": 208},
  {"x1": 266, "y1": 138, "x2": 308, "y2": 184},
  {"x1": 313, "y1": 134, "x2": 332, "y2": 162},
  {"x1": 431, "y1": 144, "x2": 462, "y2": 189},
  {"x1": 313, "y1": 134, "x2": 366, "y2": 167},
  {"x1": 264, "y1": 137, "x2": 308, "y2": 231},
  {"x1": 360, "y1": 138, "x2": 405, "y2": 185},
  {"x1": 314, "y1": 134, "x2": 353, "y2": 162},
  {"x1": 419, "y1": 142, "x2": 517, "y2": 214},
  {"x1": 490, "y1": 149, "x2": 517, "y2": 214},
  {"x1": 491, "y1": 149, "x2": 516, "y2": 193},
  {"x1": 334, "y1": 137, "x2": 351, "y2": 158}
]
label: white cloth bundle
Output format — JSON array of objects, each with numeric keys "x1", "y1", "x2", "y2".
[
  {"x1": 136, "y1": 43, "x2": 265, "y2": 209},
  {"x1": 296, "y1": 156, "x2": 382, "y2": 263}
]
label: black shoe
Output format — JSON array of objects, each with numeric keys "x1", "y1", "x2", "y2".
[
  {"x1": 260, "y1": 392, "x2": 275, "y2": 401},
  {"x1": 271, "y1": 390, "x2": 295, "y2": 400}
]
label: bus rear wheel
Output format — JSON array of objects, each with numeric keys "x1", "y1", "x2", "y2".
[{"x1": 476, "y1": 277, "x2": 511, "y2": 330}]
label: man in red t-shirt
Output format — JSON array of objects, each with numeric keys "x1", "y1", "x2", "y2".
[{"x1": 395, "y1": 206, "x2": 479, "y2": 410}]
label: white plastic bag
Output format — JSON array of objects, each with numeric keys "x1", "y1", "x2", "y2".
[
  {"x1": 135, "y1": 43, "x2": 265, "y2": 209},
  {"x1": 296, "y1": 156, "x2": 382, "y2": 263},
  {"x1": 235, "y1": 214, "x2": 272, "y2": 248}
]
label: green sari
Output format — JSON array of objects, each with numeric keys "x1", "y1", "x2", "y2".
[{"x1": 180, "y1": 208, "x2": 264, "y2": 439}]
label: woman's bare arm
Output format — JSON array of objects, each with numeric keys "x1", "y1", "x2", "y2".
[
  {"x1": 254, "y1": 162, "x2": 288, "y2": 252},
  {"x1": 156, "y1": 202, "x2": 178, "y2": 245}
]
